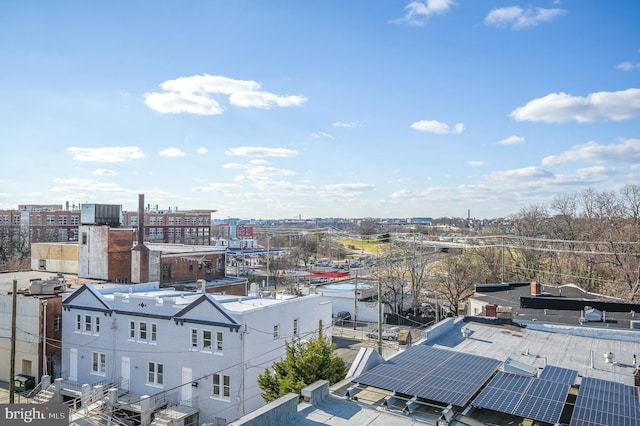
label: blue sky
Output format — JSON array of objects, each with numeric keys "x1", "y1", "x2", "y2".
[{"x1": 1, "y1": 1, "x2": 639, "y2": 220}]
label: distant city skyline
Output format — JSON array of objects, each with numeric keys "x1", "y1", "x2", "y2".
[{"x1": 1, "y1": 1, "x2": 639, "y2": 220}]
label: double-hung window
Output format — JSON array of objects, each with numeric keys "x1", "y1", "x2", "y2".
[
  {"x1": 202, "y1": 330, "x2": 212, "y2": 351},
  {"x1": 216, "y1": 332, "x2": 223, "y2": 352},
  {"x1": 191, "y1": 329, "x2": 198, "y2": 350},
  {"x1": 147, "y1": 362, "x2": 163, "y2": 386},
  {"x1": 293, "y1": 319, "x2": 299, "y2": 337},
  {"x1": 91, "y1": 352, "x2": 106, "y2": 375},
  {"x1": 129, "y1": 321, "x2": 135, "y2": 340},
  {"x1": 212, "y1": 374, "x2": 230, "y2": 399},
  {"x1": 75, "y1": 314, "x2": 81, "y2": 332},
  {"x1": 139, "y1": 322, "x2": 147, "y2": 341},
  {"x1": 150, "y1": 323, "x2": 157, "y2": 343}
]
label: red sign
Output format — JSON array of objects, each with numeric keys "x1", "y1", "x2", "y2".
[{"x1": 237, "y1": 226, "x2": 254, "y2": 237}]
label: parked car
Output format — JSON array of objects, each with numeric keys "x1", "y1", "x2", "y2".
[
  {"x1": 332, "y1": 311, "x2": 351, "y2": 323},
  {"x1": 367, "y1": 327, "x2": 400, "y2": 341}
]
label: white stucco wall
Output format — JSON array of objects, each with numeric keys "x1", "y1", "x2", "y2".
[
  {"x1": 0, "y1": 295, "x2": 41, "y2": 381},
  {"x1": 78, "y1": 225, "x2": 109, "y2": 279}
]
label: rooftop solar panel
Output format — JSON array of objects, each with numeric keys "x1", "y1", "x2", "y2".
[
  {"x1": 569, "y1": 377, "x2": 640, "y2": 426},
  {"x1": 539, "y1": 365, "x2": 578, "y2": 385},
  {"x1": 352, "y1": 345, "x2": 500, "y2": 407},
  {"x1": 472, "y1": 371, "x2": 571, "y2": 425}
]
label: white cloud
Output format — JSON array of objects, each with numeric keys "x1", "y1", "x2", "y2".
[
  {"x1": 317, "y1": 183, "x2": 376, "y2": 198},
  {"x1": 92, "y1": 168, "x2": 118, "y2": 176},
  {"x1": 393, "y1": 0, "x2": 457, "y2": 26},
  {"x1": 51, "y1": 177, "x2": 133, "y2": 193},
  {"x1": 225, "y1": 146, "x2": 298, "y2": 157},
  {"x1": 485, "y1": 6, "x2": 566, "y2": 29},
  {"x1": 197, "y1": 147, "x2": 208, "y2": 154},
  {"x1": 574, "y1": 166, "x2": 617, "y2": 179},
  {"x1": 510, "y1": 88, "x2": 640, "y2": 123},
  {"x1": 249, "y1": 159, "x2": 270, "y2": 165},
  {"x1": 67, "y1": 146, "x2": 144, "y2": 162},
  {"x1": 541, "y1": 139, "x2": 640, "y2": 165},
  {"x1": 312, "y1": 131, "x2": 335, "y2": 139},
  {"x1": 498, "y1": 135, "x2": 525, "y2": 145},
  {"x1": 191, "y1": 183, "x2": 241, "y2": 193},
  {"x1": 246, "y1": 166, "x2": 297, "y2": 178},
  {"x1": 391, "y1": 189, "x2": 415, "y2": 199},
  {"x1": 144, "y1": 91, "x2": 224, "y2": 115},
  {"x1": 617, "y1": 62, "x2": 640, "y2": 71},
  {"x1": 229, "y1": 91, "x2": 307, "y2": 109},
  {"x1": 222, "y1": 162, "x2": 246, "y2": 169},
  {"x1": 333, "y1": 121, "x2": 361, "y2": 128},
  {"x1": 467, "y1": 160, "x2": 486, "y2": 167},
  {"x1": 160, "y1": 147, "x2": 187, "y2": 157},
  {"x1": 145, "y1": 73, "x2": 307, "y2": 115},
  {"x1": 411, "y1": 119, "x2": 464, "y2": 134},
  {"x1": 487, "y1": 166, "x2": 554, "y2": 181}
]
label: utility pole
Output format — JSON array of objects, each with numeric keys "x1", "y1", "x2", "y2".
[
  {"x1": 10, "y1": 279, "x2": 17, "y2": 403},
  {"x1": 501, "y1": 236, "x2": 505, "y2": 283},
  {"x1": 377, "y1": 278, "x2": 383, "y2": 355},
  {"x1": 353, "y1": 271, "x2": 358, "y2": 330},
  {"x1": 42, "y1": 299, "x2": 48, "y2": 377},
  {"x1": 266, "y1": 235, "x2": 270, "y2": 289}
]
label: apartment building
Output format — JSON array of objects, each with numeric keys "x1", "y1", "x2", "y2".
[
  {"x1": 122, "y1": 207, "x2": 215, "y2": 245},
  {"x1": 61, "y1": 282, "x2": 332, "y2": 425}
]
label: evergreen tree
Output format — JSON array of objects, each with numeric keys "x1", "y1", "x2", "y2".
[{"x1": 257, "y1": 336, "x2": 347, "y2": 402}]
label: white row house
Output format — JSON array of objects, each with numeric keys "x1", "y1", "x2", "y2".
[{"x1": 61, "y1": 282, "x2": 332, "y2": 425}]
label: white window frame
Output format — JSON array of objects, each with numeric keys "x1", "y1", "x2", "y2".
[
  {"x1": 212, "y1": 374, "x2": 230, "y2": 400},
  {"x1": 293, "y1": 318, "x2": 299, "y2": 337},
  {"x1": 75, "y1": 314, "x2": 81, "y2": 333},
  {"x1": 202, "y1": 330, "x2": 212, "y2": 351},
  {"x1": 94, "y1": 316, "x2": 100, "y2": 335},
  {"x1": 150, "y1": 323, "x2": 157, "y2": 343},
  {"x1": 147, "y1": 362, "x2": 164, "y2": 387},
  {"x1": 138, "y1": 321, "x2": 148, "y2": 342},
  {"x1": 84, "y1": 315, "x2": 92, "y2": 333},
  {"x1": 215, "y1": 331, "x2": 223, "y2": 353},
  {"x1": 191, "y1": 328, "x2": 198, "y2": 350},
  {"x1": 128, "y1": 321, "x2": 135, "y2": 340},
  {"x1": 273, "y1": 324, "x2": 280, "y2": 339},
  {"x1": 91, "y1": 352, "x2": 106, "y2": 376}
]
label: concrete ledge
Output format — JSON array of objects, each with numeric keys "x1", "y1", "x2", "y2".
[
  {"x1": 301, "y1": 380, "x2": 328, "y2": 405},
  {"x1": 228, "y1": 393, "x2": 298, "y2": 426}
]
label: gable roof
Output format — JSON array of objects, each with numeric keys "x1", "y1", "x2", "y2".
[
  {"x1": 63, "y1": 284, "x2": 112, "y2": 312},
  {"x1": 174, "y1": 294, "x2": 240, "y2": 331}
]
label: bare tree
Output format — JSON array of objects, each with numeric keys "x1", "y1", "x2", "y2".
[
  {"x1": 358, "y1": 218, "x2": 378, "y2": 236},
  {"x1": 369, "y1": 251, "x2": 409, "y2": 316},
  {"x1": 430, "y1": 252, "x2": 489, "y2": 314}
]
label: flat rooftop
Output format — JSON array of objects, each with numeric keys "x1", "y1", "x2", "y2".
[
  {"x1": 430, "y1": 319, "x2": 638, "y2": 386},
  {"x1": 472, "y1": 282, "x2": 639, "y2": 329}
]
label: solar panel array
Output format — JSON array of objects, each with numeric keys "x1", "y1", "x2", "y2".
[
  {"x1": 539, "y1": 365, "x2": 578, "y2": 385},
  {"x1": 472, "y1": 370, "x2": 572, "y2": 425},
  {"x1": 570, "y1": 377, "x2": 640, "y2": 426},
  {"x1": 353, "y1": 346, "x2": 501, "y2": 407}
]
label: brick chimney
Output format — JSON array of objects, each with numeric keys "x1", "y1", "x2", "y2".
[
  {"x1": 131, "y1": 193, "x2": 150, "y2": 283},
  {"x1": 531, "y1": 280, "x2": 541, "y2": 296}
]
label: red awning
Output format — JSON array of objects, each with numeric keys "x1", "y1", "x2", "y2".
[{"x1": 311, "y1": 271, "x2": 350, "y2": 278}]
